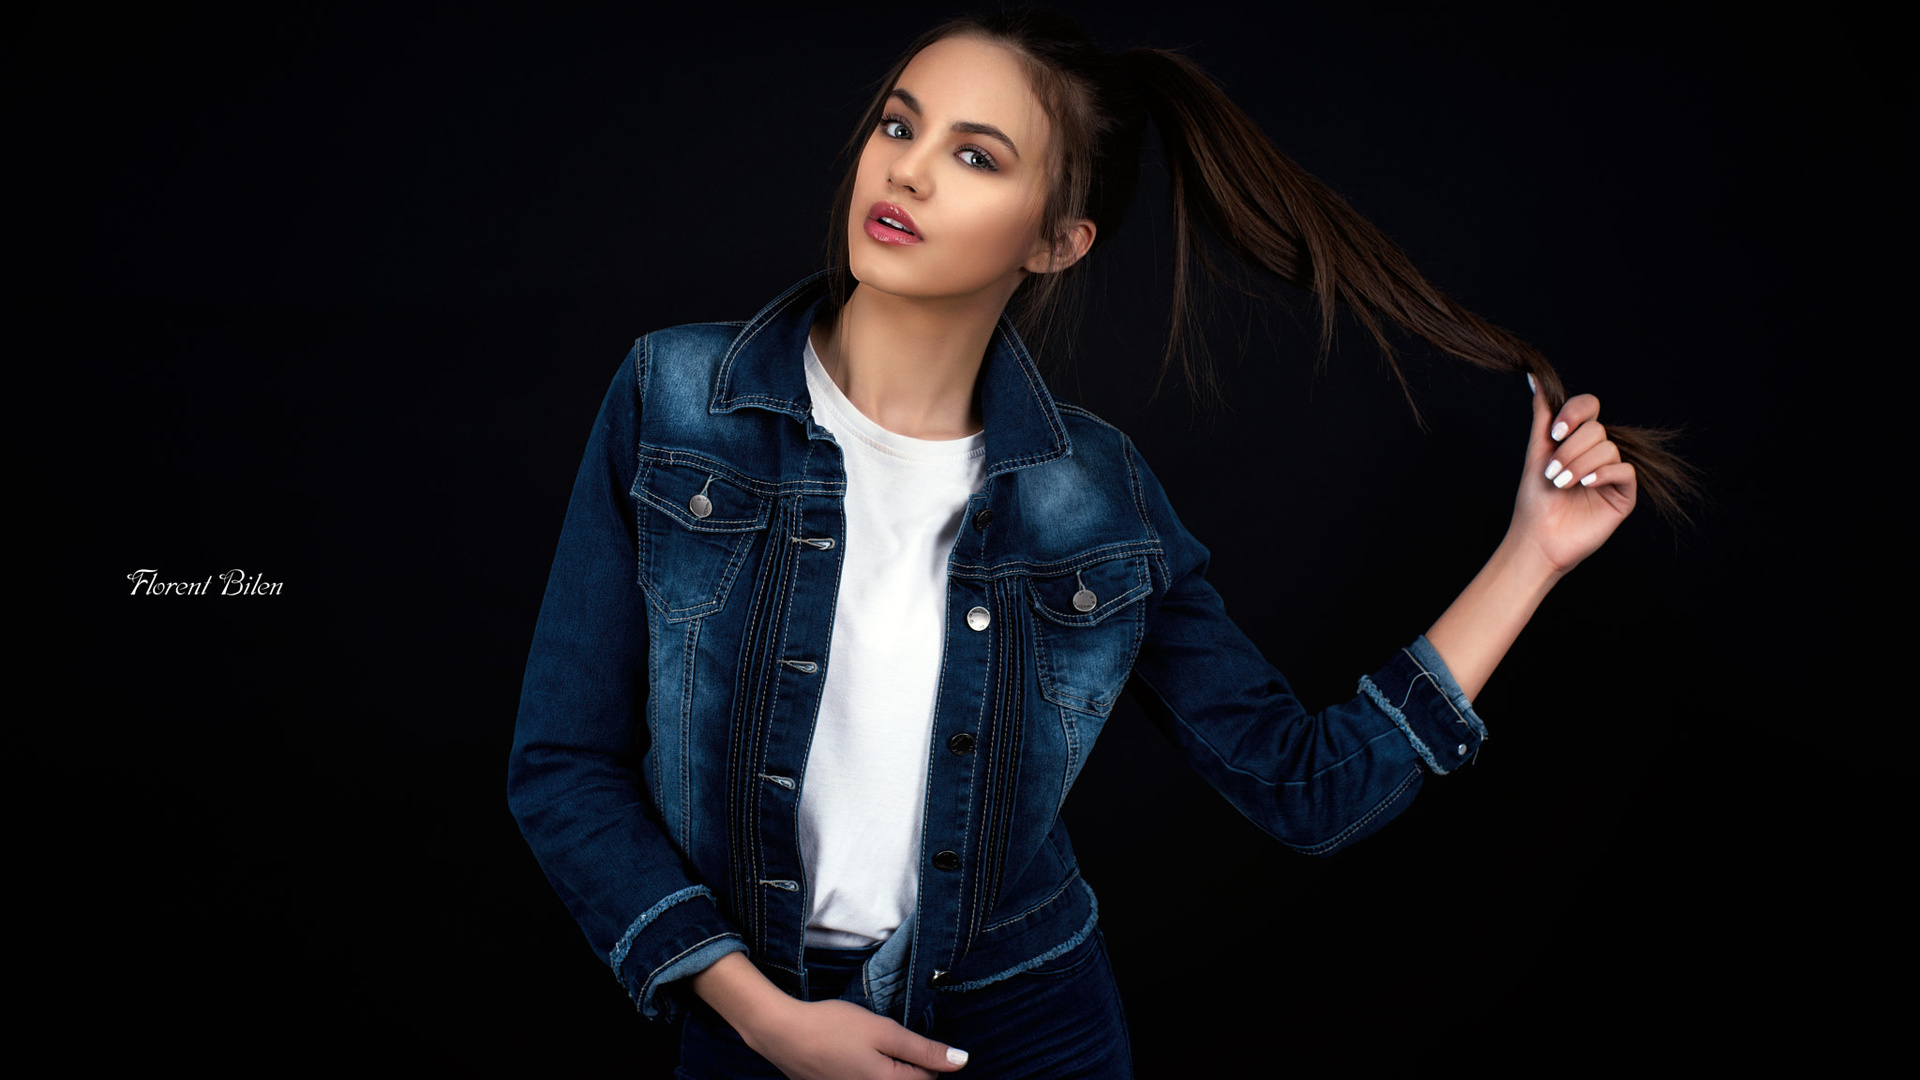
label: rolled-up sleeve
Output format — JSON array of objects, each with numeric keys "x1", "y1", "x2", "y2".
[
  {"x1": 1122, "y1": 440, "x2": 1488, "y2": 857},
  {"x1": 508, "y1": 340, "x2": 746, "y2": 1019}
]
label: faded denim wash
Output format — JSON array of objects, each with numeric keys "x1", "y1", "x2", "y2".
[{"x1": 508, "y1": 273, "x2": 1488, "y2": 1033}]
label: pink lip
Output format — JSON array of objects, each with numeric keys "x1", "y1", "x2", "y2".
[{"x1": 863, "y1": 201, "x2": 922, "y2": 245}]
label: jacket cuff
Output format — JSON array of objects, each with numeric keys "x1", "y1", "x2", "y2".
[
  {"x1": 1355, "y1": 636, "x2": 1489, "y2": 776},
  {"x1": 610, "y1": 885, "x2": 747, "y2": 1021}
]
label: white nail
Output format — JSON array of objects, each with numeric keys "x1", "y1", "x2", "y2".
[
  {"x1": 1527, "y1": 373, "x2": 1537, "y2": 394},
  {"x1": 1580, "y1": 472, "x2": 1598, "y2": 487},
  {"x1": 948, "y1": 1048, "x2": 970, "y2": 1066},
  {"x1": 1553, "y1": 469, "x2": 1574, "y2": 489},
  {"x1": 1545, "y1": 459, "x2": 1563, "y2": 481},
  {"x1": 1550, "y1": 421, "x2": 1569, "y2": 442}
]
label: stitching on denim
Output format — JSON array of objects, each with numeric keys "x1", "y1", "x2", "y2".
[
  {"x1": 678, "y1": 619, "x2": 699, "y2": 852},
  {"x1": 638, "y1": 524, "x2": 757, "y2": 622},
  {"x1": 1401, "y1": 647, "x2": 1488, "y2": 742},
  {"x1": 941, "y1": 882, "x2": 1098, "y2": 992},
  {"x1": 1129, "y1": 667, "x2": 1406, "y2": 789},
  {"x1": 975, "y1": 320, "x2": 1069, "y2": 480},
  {"x1": 947, "y1": 540, "x2": 1164, "y2": 583},
  {"x1": 750, "y1": 498, "x2": 806, "y2": 947},
  {"x1": 635, "y1": 334, "x2": 650, "y2": 417},
  {"x1": 632, "y1": 463, "x2": 766, "y2": 622},
  {"x1": 786, "y1": 441, "x2": 845, "y2": 981},
  {"x1": 757, "y1": 772, "x2": 796, "y2": 790},
  {"x1": 610, "y1": 884, "x2": 714, "y2": 978},
  {"x1": 1396, "y1": 670, "x2": 1444, "y2": 711},
  {"x1": 725, "y1": 493, "x2": 786, "y2": 949},
  {"x1": 1025, "y1": 557, "x2": 1153, "y2": 627},
  {"x1": 633, "y1": 470, "x2": 774, "y2": 531},
  {"x1": 1059, "y1": 701, "x2": 1081, "y2": 804},
  {"x1": 1112, "y1": 432, "x2": 1154, "y2": 535},
  {"x1": 713, "y1": 277, "x2": 819, "y2": 409},
  {"x1": 1285, "y1": 766, "x2": 1421, "y2": 856},
  {"x1": 980, "y1": 865, "x2": 1082, "y2": 933},
  {"x1": 1358, "y1": 674, "x2": 1445, "y2": 775},
  {"x1": 1118, "y1": 436, "x2": 1171, "y2": 588},
  {"x1": 634, "y1": 930, "x2": 742, "y2": 1013},
  {"x1": 638, "y1": 447, "x2": 846, "y2": 498},
  {"x1": 899, "y1": 549, "x2": 982, "y2": 1016},
  {"x1": 1031, "y1": 605, "x2": 1144, "y2": 714}
]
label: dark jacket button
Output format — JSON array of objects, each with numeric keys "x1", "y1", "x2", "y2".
[
  {"x1": 947, "y1": 732, "x2": 975, "y2": 754},
  {"x1": 972, "y1": 508, "x2": 993, "y2": 531},
  {"x1": 932, "y1": 850, "x2": 960, "y2": 872},
  {"x1": 930, "y1": 969, "x2": 950, "y2": 987}
]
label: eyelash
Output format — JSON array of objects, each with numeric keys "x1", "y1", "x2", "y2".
[{"x1": 878, "y1": 114, "x2": 1000, "y2": 173}]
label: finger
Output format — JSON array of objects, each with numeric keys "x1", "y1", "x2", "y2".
[
  {"x1": 1563, "y1": 439, "x2": 1623, "y2": 489},
  {"x1": 1545, "y1": 422, "x2": 1607, "y2": 488},
  {"x1": 878, "y1": 1026, "x2": 969, "y2": 1073},
  {"x1": 1549, "y1": 393, "x2": 1602, "y2": 445},
  {"x1": 1576, "y1": 460, "x2": 1636, "y2": 514},
  {"x1": 1577, "y1": 460, "x2": 1635, "y2": 491}
]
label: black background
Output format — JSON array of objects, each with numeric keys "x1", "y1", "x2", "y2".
[{"x1": 30, "y1": 1, "x2": 1899, "y2": 1072}]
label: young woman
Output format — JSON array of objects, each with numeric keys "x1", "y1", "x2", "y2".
[{"x1": 510, "y1": 10, "x2": 1690, "y2": 1079}]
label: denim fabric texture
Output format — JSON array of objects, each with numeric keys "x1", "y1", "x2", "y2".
[{"x1": 508, "y1": 272, "x2": 1489, "y2": 1033}]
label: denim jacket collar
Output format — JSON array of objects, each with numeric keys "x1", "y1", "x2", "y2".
[{"x1": 709, "y1": 271, "x2": 1073, "y2": 479}]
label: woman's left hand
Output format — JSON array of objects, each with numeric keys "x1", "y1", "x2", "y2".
[{"x1": 1510, "y1": 379, "x2": 1637, "y2": 573}]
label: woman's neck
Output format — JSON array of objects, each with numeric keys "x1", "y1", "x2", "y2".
[{"x1": 808, "y1": 283, "x2": 1005, "y2": 440}]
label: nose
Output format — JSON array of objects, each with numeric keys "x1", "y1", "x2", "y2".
[{"x1": 887, "y1": 140, "x2": 932, "y2": 197}]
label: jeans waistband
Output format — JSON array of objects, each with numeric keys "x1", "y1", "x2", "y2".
[{"x1": 803, "y1": 943, "x2": 880, "y2": 1002}]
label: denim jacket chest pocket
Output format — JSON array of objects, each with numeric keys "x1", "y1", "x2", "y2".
[
  {"x1": 631, "y1": 456, "x2": 770, "y2": 622},
  {"x1": 1026, "y1": 552, "x2": 1153, "y2": 718}
]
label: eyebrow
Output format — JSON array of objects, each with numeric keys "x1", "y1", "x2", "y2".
[{"x1": 889, "y1": 88, "x2": 1022, "y2": 160}]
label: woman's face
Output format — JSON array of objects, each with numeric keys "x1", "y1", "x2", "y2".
[{"x1": 846, "y1": 35, "x2": 1065, "y2": 309}]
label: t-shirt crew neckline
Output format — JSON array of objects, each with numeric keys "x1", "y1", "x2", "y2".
[{"x1": 802, "y1": 340, "x2": 988, "y2": 462}]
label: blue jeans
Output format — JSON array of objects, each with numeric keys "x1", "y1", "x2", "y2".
[{"x1": 676, "y1": 932, "x2": 1133, "y2": 1079}]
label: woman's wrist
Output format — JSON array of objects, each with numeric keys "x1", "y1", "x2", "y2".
[
  {"x1": 1494, "y1": 527, "x2": 1570, "y2": 594},
  {"x1": 1424, "y1": 533, "x2": 1565, "y2": 702},
  {"x1": 690, "y1": 951, "x2": 796, "y2": 1049}
]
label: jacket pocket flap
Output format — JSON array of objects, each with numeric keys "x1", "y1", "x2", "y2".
[
  {"x1": 633, "y1": 461, "x2": 771, "y2": 533},
  {"x1": 1025, "y1": 553, "x2": 1151, "y2": 627}
]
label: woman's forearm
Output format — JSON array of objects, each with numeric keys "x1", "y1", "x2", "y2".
[
  {"x1": 691, "y1": 951, "x2": 795, "y2": 1040},
  {"x1": 1422, "y1": 531, "x2": 1565, "y2": 703}
]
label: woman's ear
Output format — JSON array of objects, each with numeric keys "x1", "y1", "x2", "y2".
[{"x1": 1024, "y1": 219, "x2": 1098, "y2": 274}]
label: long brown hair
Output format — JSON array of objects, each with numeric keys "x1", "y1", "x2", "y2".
[{"x1": 824, "y1": 10, "x2": 1697, "y2": 522}]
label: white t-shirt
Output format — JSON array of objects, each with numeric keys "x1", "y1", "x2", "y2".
[{"x1": 798, "y1": 342, "x2": 986, "y2": 947}]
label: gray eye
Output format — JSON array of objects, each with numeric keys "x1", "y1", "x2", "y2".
[{"x1": 882, "y1": 120, "x2": 911, "y2": 139}]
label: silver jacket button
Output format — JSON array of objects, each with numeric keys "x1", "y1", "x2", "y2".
[
  {"x1": 1072, "y1": 588, "x2": 1098, "y2": 613},
  {"x1": 965, "y1": 606, "x2": 991, "y2": 631}
]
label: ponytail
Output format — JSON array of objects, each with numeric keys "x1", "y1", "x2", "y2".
[{"x1": 1118, "y1": 47, "x2": 1697, "y2": 523}]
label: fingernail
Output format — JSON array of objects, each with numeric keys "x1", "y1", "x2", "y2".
[
  {"x1": 1550, "y1": 421, "x2": 1569, "y2": 442},
  {"x1": 1545, "y1": 459, "x2": 1563, "y2": 481},
  {"x1": 1526, "y1": 373, "x2": 1536, "y2": 394},
  {"x1": 1580, "y1": 472, "x2": 1598, "y2": 487},
  {"x1": 1553, "y1": 469, "x2": 1575, "y2": 489},
  {"x1": 948, "y1": 1048, "x2": 970, "y2": 1066}
]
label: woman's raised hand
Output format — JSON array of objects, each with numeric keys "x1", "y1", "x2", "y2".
[
  {"x1": 1509, "y1": 377, "x2": 1637, "y2": 573},
  {"x1": 1423, "y1": 377, "x2": 1638, "y2": 700}
]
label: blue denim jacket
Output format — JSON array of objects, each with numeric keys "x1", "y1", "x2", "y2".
[{"x1": 509, "y1": 273, "x2": 1487, "y2": 1031}]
